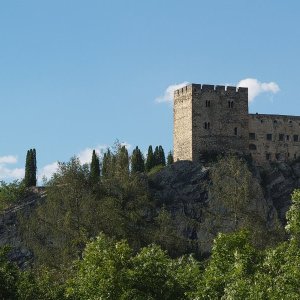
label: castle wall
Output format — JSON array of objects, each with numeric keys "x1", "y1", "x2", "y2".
[
  {"x1": 173, "y1": 85, "x2": 193, "y2": 161},
  {"x1": 173, "y1": 82, "x2": 300, "y2": 166},
  {"x1": 191, "y1": 84, "x2": 249, "y2": 161},
  {"x1": 248, "y1": 114, "x2": 300, "y2": 165}
]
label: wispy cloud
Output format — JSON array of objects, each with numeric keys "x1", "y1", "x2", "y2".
[
  {"x1": 38, "y1": 162, "x2": 59, "y2": 182},
  {"x1": 0, "y1": 155, "x2": 24, "y2": 180},
  {"x1": 0, "y1": 155, "x2": 18, "y2": 164},
  {"x1": 155, "y1": 81, "x2": 189, "y2": 103},
  {"x1": 237, "y1": 78, "x2": 280, "y2": 102}
]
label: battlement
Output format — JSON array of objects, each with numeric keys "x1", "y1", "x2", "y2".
[{"x1": 174, "y1": 83, "x2": 248, "y2": 96}]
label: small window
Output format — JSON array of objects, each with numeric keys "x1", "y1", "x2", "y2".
[
  {"x1": 260, "y1": 119, "x2": 264, "y2": 123},
  {"x1": 287, "y1": 135, "x2": 290, "y2": 141},
  {"x1": 288, "y1": 153, "x2": 290, "y2": 158},
  {"x1": 234, "y1": 127, "x2": 238, "y2": 136},
  {"x1": 289, "y1": 120, "x2": 293, "y2": 126},
  {"x1": 266, "y1": 153, "x2": 271, "y2": 160},
  {"x1": 205, "y1": 100, "x2": 211, "y2": 107},
  {"x1": 294, "y1": 135, "x2": 299, "y2": 142},
  {"x1": 266, "y1": 134, "x2": 272, "y2": 141},
  {"x1": 207, "y1": 122, "x2": 210, "y2": 130},
  {"x1": 279, "y1": 134, "x2": 284, "y2": 141},
  {"x1": 274, "y1": 120, "x2": 278, "y2": 124},
  {"x1": 204, "y1": 122, "x2": 207, "y2": 129},
  {"x1": 249, "y1": 133, "x2": 256, "y2": 140},
  {"x1": 228, "y1": 101, "x2": 234, "y2": 108},
  {"x1": 249, "y1": 144, "x2": 257, "y2": 150}
]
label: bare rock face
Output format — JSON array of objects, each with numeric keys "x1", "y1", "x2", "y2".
[
  {"x1": 264, "y1": 161, "x2": 300, "y2": 221},
  {"x1": 150, "y1": 160, "x2": 299, "y2": 255}
]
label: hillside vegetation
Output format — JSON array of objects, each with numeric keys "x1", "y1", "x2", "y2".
[{"x1": 1, "y1": 146, "x2": 300, "y2": 299}]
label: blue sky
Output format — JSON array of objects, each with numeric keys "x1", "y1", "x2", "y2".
[{"x1": 1, "y1": 0, "x2": 300, "y2": 181}]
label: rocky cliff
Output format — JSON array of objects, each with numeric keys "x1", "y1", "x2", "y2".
[{"x1": 1, "y1": 160, "x2": 300, "y2": 264}]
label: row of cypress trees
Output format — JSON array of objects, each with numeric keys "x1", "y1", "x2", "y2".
[
  {"x1": 23, "y1": 145, "x2": 174, "y2": 187},
  {"x1": 90, "y1": 145, "x2": 174, "y2": 183}
]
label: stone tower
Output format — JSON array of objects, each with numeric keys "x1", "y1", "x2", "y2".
[{"x1": 174, "y1": 84, "x2": 249, "y2": 162}]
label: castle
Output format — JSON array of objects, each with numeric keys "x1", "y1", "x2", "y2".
[{"x1": 173, "y1": 83, "x2": 300, "y2": 166}]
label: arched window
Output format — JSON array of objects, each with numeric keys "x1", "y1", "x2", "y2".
[
  {"x1": 249, "y1": 144, "x2": 257, "y2": 151},
  {"x1": 204, "y1": 122, "x2": 207, "y2": 129},
  {"x1": 207, "y1": 122, "x2": 210, "y2": 130},
  {"x1": 234, "y1": 127, "x2": 238, "y2": 135}
]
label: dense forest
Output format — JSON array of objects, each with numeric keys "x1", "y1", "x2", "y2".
[{"x1": 1, "y1": 144, "x2": 300, "y2": 299}]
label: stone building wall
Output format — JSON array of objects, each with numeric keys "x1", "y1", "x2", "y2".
[
  {"x1": 173, "y1": 85, "x2": 193, "y2": 161},
  {"x1": 248, "y1": 114, "x2": 300, "y2": 165},
  {"x1": 173, "y1": 83, "x2": 300, "y2": 166},
  {"x1": 191, "y1": 84, "x2": 249, "y2": 161}
]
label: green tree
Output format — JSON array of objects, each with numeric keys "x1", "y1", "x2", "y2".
[
  {"x1": 210, "y1": 155, "x2": 263, "y2": 228},
  {"x1": 167, "y1": 151, "x2": 174, "y2": 166},
  {"x1": 102, "y1": 149, "x2": 112, "y2": 177},
  {"x1": 66, "y1": 233, "x2": 201, "y2": 300},
  {"x1": 90, "y1": 150, "x2": 100, "y2": 184},
  {"x1": 131, "y1": 146, "x2": 145, "y2": 173},
  {"x1": 286, "y1": 189, "x2": 300, "y2": 243},
  {"x1": 0, "y1": 247, "x2": 19, "y2": 300},
  {"x1": 158, "y1": 145, "x2": 166, "y2": 166},
  {"x1": 20, "y1": 157, "x2": 96, "y2": 267},
  {"x1": 24, "y1": 149, "x2": 37, "y2": 187},
  {"x1": 145, "y1": 145, "x2": 155, "y2": 172}
]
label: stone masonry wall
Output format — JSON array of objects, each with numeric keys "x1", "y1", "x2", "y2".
[
  {"x1": 191, "y1": 84, "x2": 249, "y2": 161},
  {"x1": 174, "y1": 85, "x2": 193, "y2": 161},
  {"x1": 249, "y1": 114, "x2": 300, "y2": 165}
]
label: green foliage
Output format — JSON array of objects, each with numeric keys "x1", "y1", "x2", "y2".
[
  {"x1": 0, "y1": 180, "x2": 28, "y2": 211},
  {"x1": 210, "y1": 155, "x2": 263, "y2": 228},
  {"x1": 90, "y1": 149, "x2": 100, "y2": 185},
  {"x1": 194, "y1": 230, "x2": 259, "y2": 299},
  {"x1": 66, "y1": 233, "x2": 201, "y2": 300},
  {"x1": 145, "y1": 145, "x2": 155, "y2": 172},
  {"x1": 24, "y1": 149, "x2": 37, "y2": 187},
  {"x1": 167, "y1": 151, "x2": 174, "y2": 166},
  {"x1": 286, "y1": 189, "x2": 300, "y2": 243},
  {"x1": 0, "y1": 247, "x2": 19, "y2": 300},
  {"x1": 131, "y1": 146, "x2": 145, "y2": 173},
  {"x1": 20, "y1": 157, "x2": 95, "y2": 267}
]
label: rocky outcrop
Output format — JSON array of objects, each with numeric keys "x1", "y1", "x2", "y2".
[{"x1": 150, "y1": 160, "x2": 300, "y2": 254}]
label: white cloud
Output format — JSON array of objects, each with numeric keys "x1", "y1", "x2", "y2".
[
  {"x1": 155, "y1": 81, "x2": 189, "y2": 103},
  {"x1": 0, "y1": 166, "x2": 24, "y2": 180},
  {"x1": 0, "y1": 155, "x2": 18, "y2": 164},
  {"x1": 77, "y1": 145, "x2": 109, "y2": 165},
  {"x1": 237, "y1": 78, "x2": 280, "y2": 102},
  {"x1": 0, "y1": 154, "x2": 23, "y2": 180},
  {"x1": 38, "y1": 162, "x2": 59, "y2": 181}
]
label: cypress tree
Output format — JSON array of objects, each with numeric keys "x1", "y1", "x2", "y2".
[
  {"x1": 158, "y1": 146, "x2": 166, "y2": 166},
  {"x1": 146, "y1": 146, "x2": 155, "y2": 171},
  {"x1": 153, "y1": 146, "x2": 159, "y2": 166},
  {"x1": 102, "y1": 149, "x2": 111, "y2": 177},
  {"x1": 31, "y1": 148, "x2": 37, "y2": 186},
  {"x1": 24, "y1": 148, "x2": 37, "y2": 187},
  {"x1": 131, "y1": 146, "x2": 145, "y2": 173},
  {"x1": 167, "y1": 151, "x2": 174, "y2": 166},
  {"x1": 24, "y1": 150, "x2": 31, "y2": 187},
  {"x1": 90, "y1": 150, "x2": 100, "y2": 184},
  {"x1": 117, "y1": 146, "x2": 129, "y2": 174}
]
